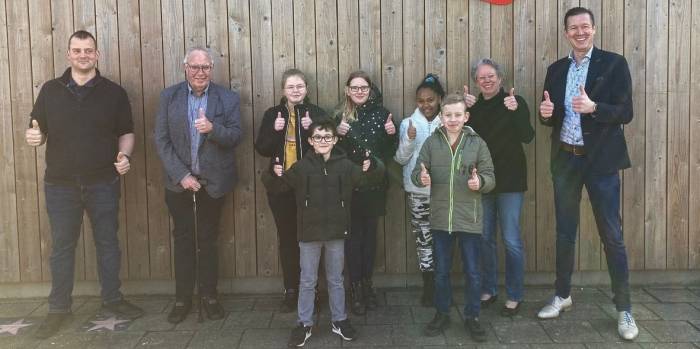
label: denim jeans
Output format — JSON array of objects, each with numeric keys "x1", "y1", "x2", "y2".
[
  {"x1": 165, "y1": 189, "x2": 225, "y2": 300},
  {"x1": 480, "y1": 192, "x2": 525, "y2": 302},
  {"x1": 432, "y1": 230, "x2": 481, "y2": 318},
  {"x1": 298, "y1": 239, "x2": 346, "y2": 326},
  {"x1": 45, "y1": 176, "x2": 123, "y2": 313},
  {"x1": 552, "y1": 149, "x2": 631, "y2": 311}
]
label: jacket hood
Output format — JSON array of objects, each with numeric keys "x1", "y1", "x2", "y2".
[
  {"x1": 436, "y1": 125, "x2": 478, "y2": 137},
  {"x1": 303, "y1": 146, "x2": 349, "y2": 165}
]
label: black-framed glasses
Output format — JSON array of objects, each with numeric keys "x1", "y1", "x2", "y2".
[
  {"x1": 186, "y1": 64, "x2": 212, "y2": 73},
  {"x1": 284, "y1": 84, "x2": 307, "y2": 91},
  {"x1": 348, "y1": 85, "x2": 370, "y2": 93},
  {"x1": 311, "y1": 135, "x2": 335, "y2": 143}
]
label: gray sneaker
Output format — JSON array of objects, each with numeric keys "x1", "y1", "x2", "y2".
[{"x1": 617, "y1": 311, "x2": 638, "y2": 340}]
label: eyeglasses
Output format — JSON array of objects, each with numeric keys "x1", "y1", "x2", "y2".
[
  {"x1": 476, "y1": 74, "x2": 497, "y2": 82},
  {"x1": 311, "y1": 135, "x2": 335, "y2": 143},
  {"x1": 284, "y1": 84, "x2": 307, "y2": 91},
  {"x1": 348, "y1": 85, "x2": 370, "y2": 93},
  {"x1": 186, "y1": 64, "x2": 213, "y2": 73}
]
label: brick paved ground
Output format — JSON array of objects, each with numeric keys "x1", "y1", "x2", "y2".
[{"x1": 1, "y1": 286, "x2": 699, "y2": 348}]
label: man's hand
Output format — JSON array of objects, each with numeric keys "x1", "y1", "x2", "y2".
[
  {"x1": 540, "y1": 90, "x2": 554, "y2": 119},
  {"x1": 301, "y1": 111, "x2": 312, "y2": 130},
  {"x1": 180, "y1": 174, "x2": 201, "y2": 192},
  {"x1": 337, "y1": 115, "x2": 351, "y2": 136},
  {"x1": 194, "y1": 108, "x2": 213, "y2": 133},
  {"x1": 420, "y1": 163, "x2": 431, "y2": 187},
  {"x1": 572, "y1": 85, "x2": 596, "y2": 114},
  {"x1": 463, "y1": 85, "x2": 476, "y2": 108},
  {"x1": 114, "y1": 151, "x2": 130, "y2": 175},
  {"x1": 468, "y1": 167, "x2": 480, "y2": 191},
  {"x1": 25, "y1": 119, "x2": 44, "y2": 146},
  {"x1": 504, "y1": 87, "x2": 518, "y2": 111},
  {"x1": 384, "y1": 114, "x2": 396, "y2": 135},
  {"x1": 407, "y1": 119, "x2": 417, "y2": 140},
  {"x1": 273, "y1": 112, "x2": 285, "y2": 131},
  {"x1": 273, "y1": 157, "x2": 283, "y2": 176}
]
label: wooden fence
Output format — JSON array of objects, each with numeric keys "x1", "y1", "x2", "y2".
[{"x1": 0, "y1": 0, "x2": 698, "y2": 286}]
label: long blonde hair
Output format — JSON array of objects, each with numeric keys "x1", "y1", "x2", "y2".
[{"x1": 336, "y1": 70, "x2": 373, "y2": 123}]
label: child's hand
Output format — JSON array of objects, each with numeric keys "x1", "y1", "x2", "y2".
[
  {"x1": 420, "y1": 162, "x2": 431, "y2": 187},
  {"x1": 468, "y1": 167, "x2": 480, "y2": 191},
  {"x1": 273, "y1": 157, "x2": 283, "y2": 176},
  {"x1": 384, "y1": 114, "x2": 396, "y2": 135},
  {"x1": 362, "y1": 151, "x2": 371, "y2": 172},
  {"x1": 301, "y1": 111, "x2": 312, "y2": 130},
  {"x1": 273, "y1": 112, "x2": 285, "y2": 131},
  {"x1": 337, "y1": 115, "x2": 351, "y2": 136},
  {"x1": 407, "y1": 119, "x2": 416, "y2": 140}
]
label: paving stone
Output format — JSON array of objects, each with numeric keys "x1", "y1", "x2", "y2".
[
  {"x1": 124, "y1": 313, "x2": 175, "y2": 332},
  {"x1": 588, "y1": 319, "x2": 656, "y2": 343},
  {"x1": 0, "y1": 335, "x2": 41, "y2": 349},
  {"x1": 29, "y1": 298, "x2": 89, "y2": 317},
  {"x1": 583, "y1": 343, "x2": 643, "y2": 348},
  {"x1": 342, "y1": 324, "x2": 392, "y2": 347},
  {"x1": 569, "y1": 288, "x2": 612, "y2": 304},
  {"x1": 639, "y1": 343, "x2": 698, "y2": 349},
  {"x1": 239, "y1": 327, "x2": 340, "y2": 349},
  {"x1": 645, "y1": 288, "x2": 700, "y2": 303},
  {"x1": 75, "y1": 299, "x2": 103, "y2": 316},
  {"x1": 187, "y1": 328, "x2": 244, "y2": 349},
  {"x1": 528, "y1": 344, "x2": 586, "y2": 349},
  {"x1": 385, "y1": 290, "x2": 422, "y2": 306},
  {"x1": 443, "y1": 318, "x2": 498, "y2": 345},
  {"x1": 365, "y1": 306, "x2": 413, "y2": 325},
  {"x1": 646, "y1": 303, "x2": 700, "y2": 321},
  {"x1": 137, "y1": 330, "x2": 194, "y2": 348},
  {"x1": 221, "y1": 311, "x2": 271, "y2": 330},
  {"x1": 393, "y1": 324, "x2": 448, "y2": 346},
  {"x1": 491, "y1": 320, "x2": 551, "y2": 344},
  {"x1": 412, "y1": 305, "x2": 436, "y2": 323},
  {"x1": 523, "y1": 288, "x2": 558, "y2": 303},
  {"x1": 88, "y1": 331, "x2": 145, "y2": 348},
  {"x1": 269, "y1": 310, "x2": 297, "y2": 328},
  {"x1": 690, "y1": 320, "x2": 700, "y2": 330},
  {"x1": 603, "y1": 289, "x2": 659, "y2": 304},
  {"x1": 0, "y1": 317, "x2": 39, "y2": 337},
  {"x1": 600, "y1": 304, "x2": 661, "y2": 321},
  {"x1": 127, "y1": 297, "x2": 171, "y2": 313},
  {"x1": 471, "y1": 344, "x2": 526, "y2": 349},
  {"x1": 252, "y1": 298, "x2": 282, "y2": 311},
  {"x1": 220, "y1": 298, "x2": 254, "y2": 312},
  {"x1": 540, "y1": 320, "x2": 604, "y2": 343},
  {"x1": 0, "y1": 302, "x2": 42, "y2": 317},
  {"x1": 35, "y1": 333, "x2": 97, "y2": 349},
  {"x1": 556, "y1": 303, "x2": 612, "y2": 320},
  {"x1": 174, "y1": 311, "x2": 226, "y2": 331},
  {"x1": 639, "y1": 320, "x2": 700, "y2": 342},
  {"x1": 79, "y1": 313, "x2": 134, "y2": 333}
]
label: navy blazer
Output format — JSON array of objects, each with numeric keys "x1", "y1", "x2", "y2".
[
  {"x1": 154, "y1": 81, "x2": 242, "y2": 198},
  {"x1": 540, "y1": 47, "x2": 633, "y2": 175}
]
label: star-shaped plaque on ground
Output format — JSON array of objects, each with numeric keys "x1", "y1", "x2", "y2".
[
  {"x1": 85, "y1": 316, "x2": 130, "y2": 332},
  {"x1": 0, "y1": 319, "x2": 32, "y2": 335}
]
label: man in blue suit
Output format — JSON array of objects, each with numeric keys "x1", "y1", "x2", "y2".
[
  {"x1": 537, "y1": 7, "x2": 638, "y2": 341},
  {"x1": 154, "y1": 47, "x2": 242, "y2": 324}
]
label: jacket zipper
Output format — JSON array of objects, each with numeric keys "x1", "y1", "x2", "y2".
[{"x1": 439, "y1": 129, "x2": 465, "y2": 233}]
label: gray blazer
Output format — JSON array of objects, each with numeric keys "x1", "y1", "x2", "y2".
[{"x1": 154, "y1": 81, "x2": 242, "y2": 198}]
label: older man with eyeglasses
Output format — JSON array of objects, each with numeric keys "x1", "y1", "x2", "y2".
[{"x1": 154, "y1": 46, "x2": 242, "y2": 324}]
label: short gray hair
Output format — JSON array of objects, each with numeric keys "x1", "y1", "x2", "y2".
[
  {"x1": 471, "y1": 58, "x2": 503, "y2": 81},
  {"x1": 183, "y1": 46, "x2": 214, "y2": 65}
]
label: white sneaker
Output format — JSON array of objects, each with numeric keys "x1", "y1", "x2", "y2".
[
  {"x1": 537, "y1": 296, "x2": 572, "y2": 319},
  {"x1": 617, "y1": 311, "x2": 639, "y2": 340}
]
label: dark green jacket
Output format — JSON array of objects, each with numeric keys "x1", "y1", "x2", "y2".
[
  {"x1": 411, "y1": 126, "x2": 495, "y2": 234},
  {"x1": 262, "y1": 147, "x2": 385, "y2": 242}
]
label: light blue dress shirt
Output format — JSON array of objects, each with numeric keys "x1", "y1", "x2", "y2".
[
  {"x1": 560, "y1": 47, "x2": 593, "y2": 146},
  {"x1": 187, "y1": 84, "x2": 209, "y2": 175}
]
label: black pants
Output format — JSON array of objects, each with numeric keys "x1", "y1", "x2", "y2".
[
  {"x1": 165, "y1": 189, "x2": 224, "y2": 300},
  {"x1": 267, "y1": 191, "x2": 300, "y2": 291},
  {"x1": 346, "y1": 194, "x2": 379, "y2": 283}
]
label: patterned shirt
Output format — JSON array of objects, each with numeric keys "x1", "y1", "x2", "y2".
[
  {"x1": 560, "y1": 47, "x2": 593, "y2": 146},
  {"x1": 187, "y1": 84, "x2": 209, "y2": 175}
]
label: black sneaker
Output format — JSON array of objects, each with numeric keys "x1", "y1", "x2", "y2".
[
  {"x1": 424, "y1": 312, "x2": 450, "y2": 337},
  {"x1": 33, "y1": 313, "x2": 72, "y2": 339},
  {"x1": 280, "y1": 289, "x2": 298, "y2": 313},
  {"x1": 331, "y1": 319, "x2": 356, "y2": 341},
  {"x1": 201, "y1": 296, "x2": 225, "y2": 320},
  {"x1": 464, "y1": 318, "x2": 487, "y2": 342},
  {"x1": 167, "y1": 300, "x2": 192, "y2": 324},
  {"x1": 288, "y1": 323, "x2": 312, "y2": 347},
  {"x1": 102, "y1": 299, "x2": 144, "y2": 320}
]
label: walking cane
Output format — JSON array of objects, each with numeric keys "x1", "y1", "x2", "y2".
[{"x1": 192, "y1": 178, "x2": 208, "y2": 323}]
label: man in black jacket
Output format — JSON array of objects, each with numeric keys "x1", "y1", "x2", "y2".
[
  {"x1": 26, "y1": 30, "x2": 143, "y2": 339},
  {"x1": 537, "y1": 7, "x2": 638, "y2": 341}
]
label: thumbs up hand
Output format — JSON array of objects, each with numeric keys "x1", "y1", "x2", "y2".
[
  {"x1": 273, "y1": 112, "x2": 285, "y2": 131},
  {"x1": 384, "y1": 114, "x2": 396, "y2": 135},
  {"x1": 194, "y1": 108, "x2": 213, "y2": 133},
  {"x1": 337, "y1": 114, "x2": 351, "y2": 136},
  {"x1": 407, "y1": 119, "x2": 417, "y2": 140},
  {"x1": 467, "y1": 167, "x2": 480, "y2": 191},
  {"x1": 301, "y1": 111, "x2": 312, "y2": 130},
  {"x1": 540, "y1": 90, "x2": 554, "y2": 119},
  {"x1": 272, "y1": 157, "x2": 284, "y2": 176},
  {"x1": 463, "y1": 85, "x2": 477, "y2": 108},
  {"x1": 114, "y1": 151, "x2": 131, "y2": 175},
  {"x1": 504, "y1": 87, "x2": 518, "y2": 111},
  {"x1": 26, "y1": 119, "x2": 44, "y2": 146},
  {"x1": 362, "y1": 151, "x2": 371, "y2": 172},
  {"x1": 572, "y1": 84, "x2": 596, "y2": 114},
  {"x1": 420, "y1": 162, "x2": 431, "y2": 187}
]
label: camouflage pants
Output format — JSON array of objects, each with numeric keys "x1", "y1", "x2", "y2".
[{"x1": 408, "y1": 192, "x2": 434, "y2": 272}]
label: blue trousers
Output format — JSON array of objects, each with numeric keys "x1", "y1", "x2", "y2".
[{"x1": 432, "y1": 230, "x2": 481, "y2": 318}]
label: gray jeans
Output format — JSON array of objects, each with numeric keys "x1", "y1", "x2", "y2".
[{"x1": 298, "y1": 239, "x2": 346, "y2": 326}]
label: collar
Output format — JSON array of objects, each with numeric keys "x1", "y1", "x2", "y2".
[
  {"x1": 568, "y1": 46, "x2": 594, "y2": 64},
  {"x1": 60, "y1": 68, "x2": 101, "y2": 86},
  {"x1": 187, "y1": 83, "x2": 210, "y2": 96}
]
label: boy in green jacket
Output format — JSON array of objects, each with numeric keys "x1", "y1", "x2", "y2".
[
  {"x1": 264, "y1": 119, "x2": 384, "y2": 347},
  {"x1": 411, "y1": 93, "x2": 495, "y2": 342}
]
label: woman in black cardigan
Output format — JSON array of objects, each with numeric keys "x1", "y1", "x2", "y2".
[{"x1": 464, "y1": 58, "x2": 535, "y2": 317}]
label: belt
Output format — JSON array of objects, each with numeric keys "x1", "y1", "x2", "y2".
[{"x1": 560, "y1": 142, "x2": 586, "y2": 155}]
